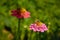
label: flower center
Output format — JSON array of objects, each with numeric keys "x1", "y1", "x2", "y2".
[
  {"x1": 35, "y1": 22, "x2": 42, "y2": 27},
  {"x1": 20, "y1": 8, "x2": 26, "y2": 13}
]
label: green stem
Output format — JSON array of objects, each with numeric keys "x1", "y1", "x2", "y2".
[
  {"x1": 38, "y1": 32, "x2": 40, "y2": 40},
  {"x1": 23, "y1": 29, "x2": 28, "y2": 40},
  {"x1": 35, "y1": 32, "x2": 41, "y2": 40},
  {"x1": 17, "y1": 18, "x2": 21, "y2": 40}
]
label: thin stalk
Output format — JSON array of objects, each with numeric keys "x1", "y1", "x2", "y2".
[
  {"x1": 17, "y1": 18, "x2": 21, "y2": 40},
  {"x1": 35, "y1": 32, "x2": 41, "y2": 40},
  {"x1": 38, "y1": 32, "x2": 40, "y2": 40},
  {"x1": 15, "y1": 0, "x2": 21, "y2": 39},
  {"x1": 23, "y1": 29, "x2": 28, "y2": 40}
]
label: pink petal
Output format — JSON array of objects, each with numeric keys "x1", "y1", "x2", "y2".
[
  {"x1": 23, "y1": 11, "x2": 30, "y2": 18},
  {"x1": 11, "y1": 10, "x2": 18, "y2": 16},
  {"x1": 11, "y1": 10, "x2": 17, "y2": 14},
  {"x1": 41, "y1": 24, "x2": 48, "y2": 31},
  {"x1": 29, "y1": 23, "x2": 48, "y2": 32},
  {"x1": 30, "y1": 24, "x2": 37, "y2": 32},
  {"x1": 40, "y1": 28, "x2": 44, "y2": 32},
  {"x1": 33, "y1": 29, "x2": 37, "y2": 32}
]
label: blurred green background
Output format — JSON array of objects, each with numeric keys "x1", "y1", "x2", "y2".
[{"x1": 0, "y1": 0, "x2": 60, "y2": 40}]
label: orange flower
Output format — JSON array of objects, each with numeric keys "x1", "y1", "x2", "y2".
[{"x1": 11, "y1": 8, "x2": 30, "y2": 18}]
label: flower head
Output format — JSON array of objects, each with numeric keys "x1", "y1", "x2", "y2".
[
  {"x1": 11, "y1": 8, "x2": 30, "y2": 18},
  {"x1": 30, "y1": 20, "x2": 48, "y2": 32}
]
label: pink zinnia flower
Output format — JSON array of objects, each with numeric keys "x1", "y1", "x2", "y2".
[
  {"x1": 11, "y1": 8, "x2": 30, "y2": 18},
  {"x1": 30, "y1": 21, "x2": 48, "y2": 32}
]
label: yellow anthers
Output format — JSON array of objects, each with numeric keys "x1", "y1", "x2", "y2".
[
  {"x1": 35, "y1": 21, "x2": 43, "y2": 27},
  {"x1": 20, "y1": 8, "x2": 26, "y2": 13}
]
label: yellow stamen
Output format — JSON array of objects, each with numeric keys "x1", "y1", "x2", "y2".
[
  {"x1": 35, "y1": 21, "x2": 43, "y2": 27},
  {"x1": 20, "y1": 8, "x2": 26, "y2": 13}
]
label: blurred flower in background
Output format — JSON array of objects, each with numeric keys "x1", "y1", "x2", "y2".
[
  {"x1": 8, "y1": 33, "x2": 14, "y2": 40},
  {"x1": 11, "y1": 8, "x2": 30, "y2": 18},
  {"x1": 2, "y1": 29, "x2": 14, "y2": 40}
]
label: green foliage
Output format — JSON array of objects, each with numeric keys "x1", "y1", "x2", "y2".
[{"x1": 0, "y1": 0, "x2": 60, "y2": 40}]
